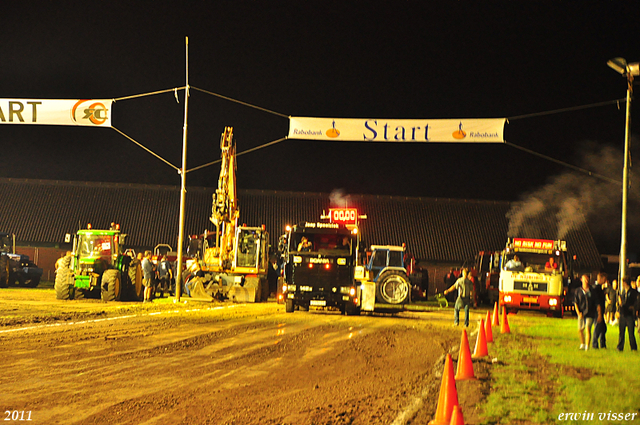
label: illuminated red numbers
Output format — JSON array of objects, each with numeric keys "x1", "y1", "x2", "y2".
[{"x1": 330, "y1": 208, "x2": 357, "y2": 224}]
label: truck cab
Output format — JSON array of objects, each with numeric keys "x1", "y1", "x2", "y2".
[
  {"x1": 499, "y1": 238, "x2": 567, "y2": 317},
  {"x1": 282, "y1": 222, "x2": 359, "y2": 314}
]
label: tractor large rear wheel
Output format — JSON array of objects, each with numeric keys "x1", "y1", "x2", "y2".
[
  {"x1": 128, "y1": 260, "x2": 144, "y2": 301},
  {"x1": 101, "y1": 269, "x2": 122, "y2": 302},
  {"x1": 376, "y1": 271, "x2": 410, "y2": 305},
  {"x1": 55, "y1": 267, "x2": 73, "y2": 300}
]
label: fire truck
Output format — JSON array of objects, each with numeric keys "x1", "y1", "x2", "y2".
[{"x1": 499, "y1": 238, "x2": 568, "y2": 317}]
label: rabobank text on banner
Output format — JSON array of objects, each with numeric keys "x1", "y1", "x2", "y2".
[
  {"x1": 288, "y1": 117, "x2": 505, "y2": 143},
  {"x1": 0, "y1": 99, "x2": 112, "y2": 127}
]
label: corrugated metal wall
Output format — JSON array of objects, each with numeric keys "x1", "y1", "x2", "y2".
[{"x1": 0, "y1": 178, "x2": 602, "y2": 269}]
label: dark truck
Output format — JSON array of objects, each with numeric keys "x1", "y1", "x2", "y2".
[
  {"x1": 282, "y1": 222, "x2": 360, "y2": 315},
  {"x1": 0, "y1": 233, "x2": 43, "y2": 288}
]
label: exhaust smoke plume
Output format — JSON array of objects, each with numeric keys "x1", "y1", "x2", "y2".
[
  {"x1": 507, "y1": 141, "x2": 640, "y2": 253},
  {"x1": 330, "y1": 188, "x2": 350, "y2": 207}
]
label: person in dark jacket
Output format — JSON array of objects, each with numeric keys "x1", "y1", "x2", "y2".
[
  {"x1": 606, "y1": 279, "x2": 618, "y2": 325},
  {"x1": 267, "y1": 256, "x2": 280, "y2": 297},
  {"x1": 157, "y1": 255, "x2": 173, "y2": 297},
  {"x1": 574, "y1": 274, "x2": 596, "y2": 351},
  {"x1": 617, "y1": 277, "x2": 638, "y2": 351},
  {"x1": 443, "y1": 268, "x2": 458, "y2": 303},
  {"x1": 592, "y1": 272, "x2": 607, "y2": 349}
]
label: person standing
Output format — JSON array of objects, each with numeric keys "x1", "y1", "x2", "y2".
[
  {"x1": 156, "y1": 255, "x2": 173, "y2": 297},
  {"x1": 443, "y1": 268, "x2": 458, "y2": 303},
  {"x1": 617, "y1": 277, "x2": 638, "y2": 351},
  {"x1": 267, "y1": 256, "x2": 280, "y2": 297},
  {"x1": 55, "y1": 251, "x2": 73, "y2": 271},
  {"x1": 635, "y1": 276, "x2": 640, "y2": 330},
  {"x1": 574, "y1": 274, "x2": 596, "y2": 350},
  {"x1": 592, "y1": 272, "x2": 607, "y2": 349},
  {"x1": 444, "y1": 268, "x2": 473, "y2": 327},
  {"x1": 606, "y1": 279, "x2": 618, "y2": 325},
  {"x1": 141, "y1": 251, "x2": 155, "y2": 303}
]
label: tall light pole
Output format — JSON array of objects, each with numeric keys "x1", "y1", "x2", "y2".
[
  {"x1": 607, "y1": 57, "x2": 639, "y2": 282},
  {"x1": 175, "y1": 36, "x2": 189, "y2": 301}
]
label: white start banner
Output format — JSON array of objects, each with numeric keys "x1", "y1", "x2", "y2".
[
  {"x1": 288, "y1": 117, "x2": 506, "y2": 143},
  {"x1": 0, "y1": 99, "x2": 112, "y2": 127}
]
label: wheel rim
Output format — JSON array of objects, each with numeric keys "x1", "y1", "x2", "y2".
[{"x1": 380, "y1": 276, "x2": 409, "y2": 304}]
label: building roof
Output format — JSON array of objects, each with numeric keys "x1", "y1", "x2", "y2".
[{"x1": 0, "y1": 178, "x2": 602, "y2": 270}]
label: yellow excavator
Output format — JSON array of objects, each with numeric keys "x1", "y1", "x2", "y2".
[{"x1": 186, "y1": 127, "x2": 270, "y2": 302}]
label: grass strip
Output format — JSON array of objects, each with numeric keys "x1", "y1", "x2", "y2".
[{"x1": 479, "y1": 313, "x2": 640, "y2": 424}]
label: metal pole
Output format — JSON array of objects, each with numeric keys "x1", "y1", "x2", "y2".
[
  {"x1": 175, "y1": 36, "x2": 189, "y2": 302},
  {"x1": 619, "y1": 77, "x2": 633, "y2": 281}
]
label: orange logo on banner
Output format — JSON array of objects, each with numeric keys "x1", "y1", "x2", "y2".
[
  {"x1": 72, "y1": 100, "x2": 109, "y2": 125},
  {"x1": 326, "y1": 120, "x2": 341, "y2": 138},
  {"x1": 452, "y1": 122, "x2": 466, "y2": 139}
]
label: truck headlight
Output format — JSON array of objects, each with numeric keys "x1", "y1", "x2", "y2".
[
  {"x1": 549, "y1": 298, "x2": 558, "y2": 306},
  {"x1": 504, "y1": 295, "x2": 512, "y2": 303}
]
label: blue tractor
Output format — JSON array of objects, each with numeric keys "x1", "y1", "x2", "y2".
[
  {"x1": 0, "y1": 233, "x2": 43, "y2": 288},
  {"x1": 355, "y1": 244, "x2": 428, "y2": 311}
]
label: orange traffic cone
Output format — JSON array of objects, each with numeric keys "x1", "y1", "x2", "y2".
[
  {"x1": 455, "y1": 329, "x2": 476, "y2": 380},
  {"x1": 450, "y1": 405, "x2": 465, "y2": 425},
  {"x1": 428, "y1": 354, "x2": 460, "y2": 425},
  {"x1": 501, "y1": 306, "x2": 511, "y2": 334},
  {"x1": 492, "y1": 302, "x2": 500, "y2": 327},
  {"x1": 472, "y1": 318, "x2": 489, "y2": 358},
  {"x1": 485, "y1": 310, "x2": 494, "y2": 343}
]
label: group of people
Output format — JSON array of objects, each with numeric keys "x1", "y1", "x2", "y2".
[
  {"x1": 139, "y1": 251, "x2": 174, "y2": 303},
  {"x1": 574, "y1": 272, "x2": 639, "y2": 352}
]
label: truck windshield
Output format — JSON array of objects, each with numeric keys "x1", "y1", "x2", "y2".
[
  {"x1": 78, "y1": 234, "x2": 114, "y2": 261},
  {"x1": 292, "y1": 233, "x2": 353, "y2": 255},
  {"x1": 503, "y1": 253, "x2": 563, "y2": 274}
]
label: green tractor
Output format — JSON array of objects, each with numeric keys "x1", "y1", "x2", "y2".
[{"x1": 55, "y1": 225, "x2": 143, "y2": 301}]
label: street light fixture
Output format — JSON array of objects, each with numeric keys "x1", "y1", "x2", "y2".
[{"x1": 607, "y1": 57, "x2": 639, "y2": 282}]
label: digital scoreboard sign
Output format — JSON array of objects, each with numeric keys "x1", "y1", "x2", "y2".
[{"x1": 328, "y1": 208, "x2": 358, "y2": 225}]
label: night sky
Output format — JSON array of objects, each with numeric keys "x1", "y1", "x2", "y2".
[{"x1": 2, "y1": 1, "x2": 640, "y2": 253}]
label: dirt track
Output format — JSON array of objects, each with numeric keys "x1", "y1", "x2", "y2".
[{"x1": 0, "y1": 288, "x2": 490, "y2": 424}]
